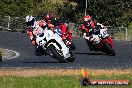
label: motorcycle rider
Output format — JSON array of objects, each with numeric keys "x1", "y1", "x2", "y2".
[
  {"x1": 44, "y1": 13, "x2": 75, "y2": 50},
  {"x1": 81, "y1": 15, "x2": 99, "y2": 51},
  {"x1": 25, "y1": 15, "x2": 47, "y2": 56},
  {"x1": 52, "y1": 18, "x2": 76, "y2": 50},
  {"x1": 44, "y1": 13, "x2": 54, "y2": 29},
  {"x1": 60, "y1": 22, "x2": 76, "y2": 50}
]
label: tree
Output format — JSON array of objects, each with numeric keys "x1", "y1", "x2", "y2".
[{"x1": 68, "y1": 0, "x2": 132, "y2": 26}]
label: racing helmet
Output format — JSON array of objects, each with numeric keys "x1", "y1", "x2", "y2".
[
  {"x1": 44, "y1": 13, "x2": 52, "y2": 23},
  {"x1": 84, "y1": 15, "x2": 91, "y2": 21},
  {"x1": 25, "y1": 15, "x2": 36, "y2": 27}
]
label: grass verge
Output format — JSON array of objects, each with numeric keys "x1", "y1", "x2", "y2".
[
  {"x1": 0, "y1": 69, "x2": 131, "y2": 88},
  {"x1": 0, "y1": 74, "x2": 131, "y2": 88}
]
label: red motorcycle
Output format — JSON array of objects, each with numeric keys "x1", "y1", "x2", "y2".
[{"x1": 83, "y1": 28, "x2": 116, "y2": 56}]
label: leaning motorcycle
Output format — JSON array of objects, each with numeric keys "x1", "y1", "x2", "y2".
[
  {"x1": 83, "y1": 28, "x2": 116, "y2": 56},
  {"x1": 35, "y1": 27, "x2": 75, "y2": 63}
]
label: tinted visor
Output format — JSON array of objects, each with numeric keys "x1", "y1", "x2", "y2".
[{"x1": 84, "y1": 21, "x2": 90, "y2": 26}]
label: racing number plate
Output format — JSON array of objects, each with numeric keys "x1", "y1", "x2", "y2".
[{"x1": 39, "y1": 37, "x2": 47, "y2": 46}]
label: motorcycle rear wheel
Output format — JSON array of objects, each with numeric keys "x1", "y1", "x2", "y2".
[{"x1": 104, "y1": 43, "x2": 116, "y2": 56}]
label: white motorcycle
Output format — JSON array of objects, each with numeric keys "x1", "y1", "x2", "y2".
[
  {"x1": 83, "y1": 24, "x2": 116, "y2": 56},
  {"x1": 35, "y1": 27, "x2": 75, "y2": 63}
]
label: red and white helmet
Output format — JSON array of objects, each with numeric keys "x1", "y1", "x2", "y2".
[
  {"x1": 44, "y1": 13, "x2": 52, "y2": 22},
  {"x1": 84, "y1": 15, "x2": 91, "y2": 21}
]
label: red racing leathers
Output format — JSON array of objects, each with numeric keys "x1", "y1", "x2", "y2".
[
  {"x1": 26, "y1": 20, "x2": 47, "y2": 55},
  {"x1": 26, "y1": 20, "x2": 47, "y2": 46},
  {"x1": 81, "y1": 20, "x2": 96, "y2": 51},
  {"x1": 57, "y1": 23, "x2": 73, "y2": 46},
  {"x1": 81, "y1": 20, "x2": 95, "y2": 36}
]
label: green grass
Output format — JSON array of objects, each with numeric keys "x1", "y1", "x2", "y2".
[
  {"x1": 0, "y1": 74, "x2": 132, "y2": 88},
  {"x1": 128, "y1": 23, "x2": 132, "y2": 40},
  {"x1": 0, "y1": 76, "x2": 81, "y2": 88}
]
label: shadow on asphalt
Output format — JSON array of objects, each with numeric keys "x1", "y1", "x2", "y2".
[
  {"x1": 23, "y1": 61, "x2": 60, "y2": 63},
  {"x1": 74, "y1": 52, "x2": 107, "y2": 55}
]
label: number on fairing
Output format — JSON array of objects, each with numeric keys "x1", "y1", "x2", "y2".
[
  {"x1": 103, "y1": 30, "x2": 107, "y2": 35},
  {"x1": 39, "y1": 37, "x2": 47, "y2": 45},
  {"x1": 54, "y1": 28, "x2": 62, "y2": 37}
]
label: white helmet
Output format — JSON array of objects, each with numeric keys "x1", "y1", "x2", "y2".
[{"x1": 25, "y1": 15, "x2": 36, "y2": 27}]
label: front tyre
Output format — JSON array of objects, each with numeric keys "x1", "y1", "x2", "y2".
[{"x1": 48, "y1": 44, "x2": 68, "y2": 63}]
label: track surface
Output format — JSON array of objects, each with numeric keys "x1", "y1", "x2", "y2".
[{"x1": 0, "y1": 32, "x2": 132, "y2": 69}]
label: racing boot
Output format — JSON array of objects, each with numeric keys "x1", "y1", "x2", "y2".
[{"x1": 63, "y1": 38, "x2": 76, "y2": 50}]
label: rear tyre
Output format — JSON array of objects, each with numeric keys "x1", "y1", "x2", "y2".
[
  {"x1": 104, "y1": 43, "x2": 116, "y2": 56},
  {"x1": 48, "y1": 44, "x2": 68, "y2": 63}
]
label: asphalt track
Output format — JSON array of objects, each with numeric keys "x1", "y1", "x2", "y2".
[{"x1": 0, "y1": 32, "x2": 132, "y2": 69}]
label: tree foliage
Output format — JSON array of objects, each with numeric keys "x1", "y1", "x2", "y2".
[
  {"x1": 0, "y1": 0, "x2": 131, "y2": 26},
  {"x1": 69, "y1": 0, "x2": 132, "y2": 26}
]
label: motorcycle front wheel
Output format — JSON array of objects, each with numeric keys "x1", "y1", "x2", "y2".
[
  {"x1": 48, "y1": 44, "x2": 68, "y2": 63},
  {"x1": 103, "y1": 43, "x2": 116, "y2": 56}
]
